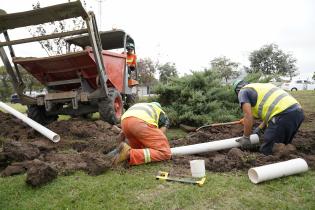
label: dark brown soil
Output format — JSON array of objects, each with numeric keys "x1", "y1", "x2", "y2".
[
  {"x1": 170, "y1": 122, "x2": 315, "y2": 173},
  {"x1": 0, "y1": 109, "x2": 314, "y2": 186},
  {"x1": 0, "y1": 112, "x2": 120, "y2": 186},
  {"x1": 25, "y1": 159, "x2": 58, "y2": 187}
]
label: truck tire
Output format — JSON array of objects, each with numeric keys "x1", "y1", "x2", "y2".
[
  {"x1": 27, "y1": 105, "x2": 58, "y2": 125},
  {"x1": 98, "y1": 88, "x2": 123, "y2": 125}
]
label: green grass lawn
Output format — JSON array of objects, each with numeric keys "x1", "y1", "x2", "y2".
[
  {"x1": 0, "y1": 165, "x2": 314, "y2": 210},
  {"x1": 0, "y1": 91, "x2": 314, "y2": 209},
  {"x1": 0, "y1": 102, "x2": 28, "y2": 113}
]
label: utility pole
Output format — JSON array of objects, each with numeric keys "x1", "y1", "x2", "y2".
[{"x1": 95, "y1": 0, "x2": 104, "y2": 30}]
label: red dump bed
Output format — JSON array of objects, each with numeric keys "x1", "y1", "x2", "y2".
[{"x1": 13, "y1": 49, "x2": 126, "y2": 92}]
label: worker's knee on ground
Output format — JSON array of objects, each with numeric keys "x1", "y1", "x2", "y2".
[
  {"x1": 150, "y1": 147, "x2": 171, "y2": 162},
  {"x1": 259, "y1": 144, "x2": 273, "y2": 155}
]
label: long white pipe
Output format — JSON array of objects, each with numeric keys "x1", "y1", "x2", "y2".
[
  {"x1": 0, "y1": 102, "x2": 60, "y2": 142},
  {"x1": 248, "y1": 158, "x2": 308, "y2": 184},
  {"x1": 171, "y1": 134, "x2": 259, "y2": 156}
]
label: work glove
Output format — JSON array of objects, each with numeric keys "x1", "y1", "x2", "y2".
[
  {"x1": 253, "y1": 126, "x2": 263, "y2": 136},
  {"x1": 253, "y1": 126, "x2": 264, "y2": 136},
  {"x1": 236, "y1": 135, "x2": 255, "y2": 150}
]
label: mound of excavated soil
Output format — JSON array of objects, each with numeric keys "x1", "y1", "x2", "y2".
[
  {"x1": 0, "y1": 112, "x2": 120, "y2": 186},
  {"x1": 170, "y1": 123, "x2": 315, "y2": 173},
  {"x1": 1, "y1": 110, "x2": 314, "y2": 186}
]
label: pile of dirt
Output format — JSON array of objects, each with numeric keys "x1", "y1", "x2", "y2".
[
  {"x1": 0, "y1": 112, "x2": 120, "y2": 186},
  {"x1": 170, "y1": 124, "x2": 315, "y2": 172},
  {"x1": 1, "y1": 110, "x2": 314, "y2": 186}
]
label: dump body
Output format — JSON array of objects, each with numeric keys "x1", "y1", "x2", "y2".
[{"x1": 13, "y1": 48, "x2": 127, "y2": 93}]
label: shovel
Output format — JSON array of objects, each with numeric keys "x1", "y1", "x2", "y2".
[{"x1": 196, "y1": 119, "x2": 244, "y2": 131}]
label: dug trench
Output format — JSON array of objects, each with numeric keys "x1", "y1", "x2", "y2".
[{"x1": 0, "y1": 111, "x2": 314, "y2": 186}]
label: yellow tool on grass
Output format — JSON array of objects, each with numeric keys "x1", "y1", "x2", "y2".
[{"x1": 156, "y1": 171, "x2": 206, "y2": 187}]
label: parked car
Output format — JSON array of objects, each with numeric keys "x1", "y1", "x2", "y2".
[
  {"x1": 281, "y1": 80, "x2": 315, "y2": 91},
  {"x1": 10, "y1": 94, "x2": 21, "y2": 103}
]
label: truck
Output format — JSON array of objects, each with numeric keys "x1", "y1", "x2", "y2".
[{"x1": 0, "y1": 1, "x2": 138, "y2": 125}]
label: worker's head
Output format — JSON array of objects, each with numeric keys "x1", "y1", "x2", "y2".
[
  {"x1": 232, "y1": 80, "x2": 249, "y2": 95},
  {"x1": 126, "y1": 43, "x2": 135, "y2": 53},
  {"x1": 151, "y1": 102, "x2": 162, "y2": 109}
]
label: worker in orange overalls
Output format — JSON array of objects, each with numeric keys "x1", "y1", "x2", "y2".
[
  {"x1": 111, "y1": 102, "x2": 171, "y2": 165},
  {"x1": 126, "y1": 43, "x2": 137, "y2": 74}
]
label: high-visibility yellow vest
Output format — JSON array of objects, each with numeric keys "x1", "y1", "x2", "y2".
[
  {"x1": 121, "y1": 103, "x2": 164, "y2": 127},
  {"x1": 242, "y1": 83, "x2": 299, "y2": 123}
]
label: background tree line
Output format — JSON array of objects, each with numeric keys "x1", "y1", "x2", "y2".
[
  {"x1": 0, "y1": 66, "x2": 43, "y2": 101},
  {"x1": 0, "y1": 42, "x2": 306, "y2": 101}
]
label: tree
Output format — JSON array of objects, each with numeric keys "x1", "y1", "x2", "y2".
[
  {"x1": 210, "y1": 56, "x2": 240, "y2": 83},
  {"x1": 28, "y1": 1, "x2": 86, "y2": 56},
  {"x1": 313, "y1": 72, "x2": 315, "y2": 81},
  {"x1": 19, "y1": 68, "x2": 43, "y2": 93},
  {"x1": 0, "y1": 66, "x2": 13, "y2": 101},
  {"x1": 249, "y1": 44, "x2": 298, "y2": 80},
  {"x1": 137, "y1": 58, "x2": 158, "y2": 87},
  {"x1": 158, "y1": 62, "x2": 178, "y2": 83},
  {"x1": 0, "y1": 66, "x2": 43, "y2": 101},
  {"x1": 155, "y1": 69, "x2": 240, "y2": 126}
]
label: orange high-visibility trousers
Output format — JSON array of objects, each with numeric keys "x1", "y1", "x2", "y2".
[{"x1": 121, "y1": 117, "x2": 171, "y2": 165}]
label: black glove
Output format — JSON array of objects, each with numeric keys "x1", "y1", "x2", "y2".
[
  {"x1": 253, "y1": 126, "x2": 264, "y2": 136},
  {"x1": 236, "y1": 135, "x2": 255, "y2": 149}
]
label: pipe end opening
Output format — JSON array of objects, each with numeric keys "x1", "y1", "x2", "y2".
[
  {"x1": 53, "y1": 135, "x2": 60, "y2": 143},
  {"x1": 249, "y1": 134, "x2": 259, "y2": 144},
  {"x1": 248, "y1": 168, "x2": 259, "y2": 184}
]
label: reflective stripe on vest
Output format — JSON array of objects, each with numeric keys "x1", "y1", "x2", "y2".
[
  {"x1": 143, "y1": 148, "x2": 151, "y2": 163},
  {"x1": 242, "y1": 83, "x2": 299, "y2": 123},
  {"x1": 121, "y1": 103, "x2": 164, "y2": 127}
]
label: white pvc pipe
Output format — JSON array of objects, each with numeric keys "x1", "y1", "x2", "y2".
[
  {"x1": 171, "y1": 134, "x2": 259, "y2": 156},
  {"x1": 0, "y1": 102, "x2": 60, "y2": 142},
  {"x1": 248, "y1": 158, "x2": 308, "y2": 184}
]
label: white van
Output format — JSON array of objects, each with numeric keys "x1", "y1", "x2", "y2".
[{"x1": 281, "y1": 80, "x2": 315, "y2": 91}]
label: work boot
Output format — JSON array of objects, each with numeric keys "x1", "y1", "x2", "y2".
[{"x1": 111, "y1": 142, "x2": 131, "y2": 166}]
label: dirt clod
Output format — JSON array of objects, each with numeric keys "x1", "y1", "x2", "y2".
[
  {"x1": 1, "y1": 161, "x2": 28, "y2": 177},
  {"x1": 227, "y1": 148, "x2": 244, "y2": 160},
  {"x1": 3, "y1": 141, "x2": 40, "y2": 161},
  {"x1": 26, "y1": 159, "x2": 57, "y2": 187},
  {"x1": 81, "y1": 152, "x2": 112, "y2": 175}
]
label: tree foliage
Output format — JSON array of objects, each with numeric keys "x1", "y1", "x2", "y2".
[
  {"x1": 210, "y1": 56, "x2": 240, "y2": 83},
  {"x1": 28, "y1": 1, "x2": 86, "y2": 56},
  {"x1": 313, "y1": 72, "x2": 315, "y2": 81},
  {"x1": 136, "y1": 58, "x2": 158, "y2": 86},
  {"x1": 158, "y1": 62, "x2": 178, "y2": 83},
  {"x1": 155, "y1": 69, "x2": 240, "y2": 127},
  {"x1": 19, "y1": 68, "x2": 44, "y2": 93},
  {"x1": 248, "y1": 44, "x2": 298, "y2": 80},
  {"x1": 243, "y1": 72, "x2": 273, "y2": 83},
  {"x1": 0, "y1": 66, "x2": 13, "y2": 101},
  {"x1": 0, "y1": 66, "x2": 43, "y2": 101}
]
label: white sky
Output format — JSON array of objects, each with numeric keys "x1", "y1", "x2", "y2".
[{"x1": 1, "y1": 0, "x2": 314, "y2": 79}]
